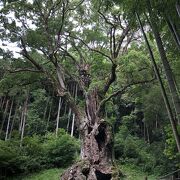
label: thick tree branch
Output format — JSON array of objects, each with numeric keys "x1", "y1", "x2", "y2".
[
  {"x1": 56, "y1": 1, "x2": 66, "y2": 47},
  {"x1": 103, "y1": 63, "x2": 117, "y2": 95},
  {"x1": 98, "y1": 10, "x2": 115, "y2": 27},
  {"x1": 20, "y1": 37, "x2": 44, "y2": 71},
  {"x1": 110, "y1": 28, "x2": 113, "y2": 57},
  {"x1": 60, "y1": 47, "x2": 79, "y2": 67},
  {"x1": 112, "y1": 27, "x2": 116, "y2": 58},
  {"x1": 118, "y1": 14, "x2": 125, "y2": 30},
  {"x1": 70, "y1": 41, "x2": 87, "y2": 64},
  {"x1": 67, "y1": 34, "x2": 113, "y2": 62},
  {"x1": 100, "y1": 78, "x2": 156, "y2": 109},
  {"x1": 115, "y1": 25, "x2": 130, "y2": 57},
  {"x1": 122, "y1": 32, "x2": 134, "y2": 54}
]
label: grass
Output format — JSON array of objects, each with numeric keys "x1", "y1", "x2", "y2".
[
  {"x1": 9, "y1": 168, "x2": 64, "y2": 180},
  {"x1": 119, "y1": 164, "x2": 157, "y2": 180}
]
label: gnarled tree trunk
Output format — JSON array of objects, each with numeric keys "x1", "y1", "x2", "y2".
[{"x1": 61, "y1": 89, "x2": 119, "y2": 180}]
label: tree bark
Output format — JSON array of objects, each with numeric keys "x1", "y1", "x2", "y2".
[
  {"x1": 136, "y1": 11, "x2": 180, "y2": 152},
  {"x1": 61, "y1": 89, "x2": 119, "y2": 180},
  {"x1": 56, "y1": 63, "x2": 66, "y2": 93},
  {"x1": 5, "y1": 99, "x2": 14, "y2": 141},
  {"x1": 146, "y1": 1, "x2": 180, "y2": 125}
]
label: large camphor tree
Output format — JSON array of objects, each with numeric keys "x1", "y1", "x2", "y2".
[{"x1": 0, "y1": 0, "x2": 154, "y2": 179}]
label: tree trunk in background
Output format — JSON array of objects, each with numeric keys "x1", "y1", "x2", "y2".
[
  {"x1": 64, "y1": 101, "x2": 67, "y2": 116},
  {"x1": 156, "y1": 115, "x2": 158, "y2": 129},
  {"x1": 5, "y1": 100, "x2": 14, "y2": 141},
  {"x1": 136, "y1": 11, "x2": 180, "y2": 152},
  {"x1": 61, "y1": 89, "x2": 118, "y2": 179},
  {"x1": 55, "y1": 97, "x2": 62, "y2": 137},
  {"x1": 71, "y1": 113, "x2": 75, "y2": 137},
  {"x1": 66, "y1": 107, "x2": 72, "y2": 132},
  {"x1": 46, "y1": 99, "x2": 52, "y2": 131},
  {"x1": 9, "y1": 104, "x2": 19, "y2": 139},
  {"x1": 169, "y1": 21, "x2": 180, "y2": 48},
  {"x1": 0, "y1": 96, "x2": 6, "y2": 109},
  {"x1": 20, "y1": 95, "x2": 28, "y2": 147},
  {"x1": 66, "y1": 85, "x2": 72, "y2": 132},
  {"x1": 71, "y1": 84, "x2": 78, "y2": 137},
  {"x1": 0, "y1": 99, "x2": 9, "y2": 135},
  {"x1": 166, "y1": 17, "x2": 180, "y2": 50},
  {"x1": 19, "y1": 106, "x2": 24, "y2": 133},
  {"x1": 144, "y1": 121, "x2": 146, "y2": 141},
  {"x1": 146, "y1": 1, "x2": 180, "y2": 125},
  {"x1": 176, "y1": 2, "x2": 180, "y2": 18},
  {"x1": 0, "y1": 97, "x2": 3, "y2": 108},
  {"x1": 43, "y1": 97, "x2": 50, "y2": 121},
  {"x1": 147, "y1": 126, "x2": 150, "y2": 144}
]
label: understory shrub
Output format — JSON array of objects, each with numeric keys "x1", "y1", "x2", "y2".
[
  {"x1": 114, "y1": 126, "x2": 173, "y2": 174},
  {"x1": 0, "y1": 129, "x2": 80, "y2": 178}
]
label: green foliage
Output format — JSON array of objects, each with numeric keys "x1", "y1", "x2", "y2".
[
  {"x1": 119, "y1": 163, "x2": 157, "y2": 180},
  {"x1": 0, "y1": 140, "x2": 20, "y2": 173},
  {"x1": 43, "y1": 129, "x2": 80, "y2": 167},
  {"x1": 0, "y1": 129, "x2": 80, "y2": 178},
  {"x1": 164, "y1": 125, "x2": 180, "y2": 168},
  {"x1": 26, "y1": 29, "x2": 49, "y2": 49},
  {"x1": 27, "y1": 89, "x2": 48, "y2": 135},
  {"x1": 22, "y1": 168, "x2": 64, "y2": 180},
  {"x1": 114, "y1": 122, "x2": 175, "y2": 174},
  {"x1": 0, "y1": 0, "x2": 179, "y2": 178}
]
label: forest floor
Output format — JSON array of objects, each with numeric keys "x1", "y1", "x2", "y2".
[{"x1": 8, "y1": 164, "x2": 157, "y2": 180}]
